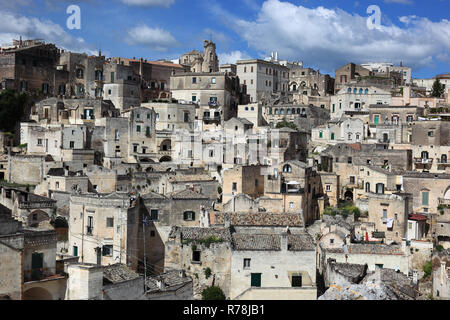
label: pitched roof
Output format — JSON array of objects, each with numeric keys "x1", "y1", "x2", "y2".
[
  {"x1": 103, "y1": 264, "x2": 140, "y2": 284},
  {"x1": 168, "y1": 174, "x2": 214, "y2": 183},
  {"x1": 168, "y1": 226, "x2": 232, "y2": 242},
  {"x1": 170, "y1": 189, "x2": 209, "y2": 200},
  {"x1": 141, "y1": 191, "x2": 168, "y2": 200},
  {"x1": 214, "y1": 212, "x2": 303, "y2": 227},
  {"x1": 232, "y1": 233, "x2": 315, "y2": 251},
  {"x1": 326, "y1": 244, "x2": 404, "y2": 255},
  {"x1": 146, "y1": 270, "x2": 192, "y2": 293}
]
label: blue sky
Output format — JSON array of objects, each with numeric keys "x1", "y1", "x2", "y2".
[{"x1": 0, "y1": 0, "x2": 449, "y2": 78}]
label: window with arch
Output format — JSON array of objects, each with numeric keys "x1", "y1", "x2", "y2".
[
  {"x1": 365, "y1": 89, "x2": 369, "y2": 94},
  {"x1": 297, "y1": 108, "x2": 301, "y2": 114},
  {"x1": 359, "y1": 88, "x2": 363, "y2": 94},
  {"x1": 353, "y1": 88, "x2": 357, "y2": 94},
  {"x1": 348, "y1": 88, "x2": 352, "y2": 93},
  {"x1": 283, "y1": 164, "x2": 292, "y2": 173},
  {"x1": 274, "y1": 109, "x2": 279, "y2": 115},
  {"x1": 292, "y1": 108, "x2": 296, "y2": 114},
  {"x1": 280, "y1": 108, "x2": 285, "y2": 115},
  {"x1": 287, "y1": 109, "x2": 292, "y2": 115},
  {"x1": 376, "y1": 183, "x2": 385, "y2": 194},
  {"x1": 441, "y1": 154, "x2": 447, "y2": 164},
  {"x1": 365, "y1": 182, "x2": 370, "y2": 193}
]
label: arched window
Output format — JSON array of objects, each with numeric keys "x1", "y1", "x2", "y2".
[
  {"x1": 348, "y1": 88, "x2": 352, "y2": 93},
  {"x1": 376, "y1": 183, "x2": 385, "y2": 194},
  {"x1": 268, "y1": 107, "x2": 272, "y2": 115},
  {"x1": 365, "y1": 182, "x2": 370, "y2": 193},
  {"x1": 287, "y1": 108, "x2": 292, "y2": 115},
  {"x1": 274, "y1": 108, "x2": 279, "y2": 115},
  {"x1": 365, "y1": 89, "x2": 369, "y2": 94},
  {"x1": 292, "y1": 108, "x2": 296, "y2": 114},
  {"x1": 353, "y1": 88, "x2": 357, "y2": 94},
  {"x1": 280, "y1": 108, "x2": 285, "y2": 115},
  {"x1": 441, "y1": 154, "x2": 447, "y2": 164},
  {"x1": 359, "y1": 88, "x2": 363, "y2": 94},
  {"x1": 297, "y1": 108, "x2": 301, "y2": 114},
  {"x1": 283, "y1": 164, "x2": 292, "y2": 173}
]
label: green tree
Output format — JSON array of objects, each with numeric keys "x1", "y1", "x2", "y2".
[
  {"x1": 0, "y1": 90, "x2": 27, "y2": 132},
  {"x1": 423, "y1": 260, "x2": 432, "y2": 278},
  {"x1": 201, "y1": 286, "x2": 226, "y2": 300},
  {"x1": 275, "y1": 117, "x2": 298, "y2": 131},
  {"x1": 431, "y1": 79, "x2": 445, "y2": 98}
]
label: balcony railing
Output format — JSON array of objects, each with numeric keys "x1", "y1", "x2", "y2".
[
  {"x1": 203, "y1": 116, "x2": 221, "y2": 122},
  {"x1": 414, "y1": 158, "x2": 433, "y2": 164}
]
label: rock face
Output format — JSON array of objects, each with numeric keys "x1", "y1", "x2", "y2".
[{"x1": 319, "y1": 268, "x2": 417, "y2": 300}]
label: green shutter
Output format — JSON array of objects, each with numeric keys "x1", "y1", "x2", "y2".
[
  {"x1": 331, "y1": 133, "x2": 335, "y2": 140},
  {"x1": 73, "y1": 246, "x2": 78, "y2": 256},
  {"x1": 374, "y1": 116, "x2": 379, "y2": 125},
  {"x1": 422, "y1": 192, "x2": 429, "y2": 206},
  {"x1": 251, "y1": 273, "x2": 261, "y2": 287}
]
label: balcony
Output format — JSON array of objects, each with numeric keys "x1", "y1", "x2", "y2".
[
  {"x1": 436, "y1": 159, "x2": 450, "y2": 170},
  {"x1": 414, "y1": 158, "x2": 433, "y2": 170},
  {"x1": 203, "y1": 116, "x2": 221, "y2": 123},
  {"x1": 208, "y1": 101, "x2": 220, "y2": 108},
  {"x1": 438, "y1": 198, "x2": 450, "y2": 206}
]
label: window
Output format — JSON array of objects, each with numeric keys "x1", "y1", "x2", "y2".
[
  {"x1": 319, "y1": 131, "x2": 323, "y2": 139},
  {"x1": 428, "y1": 131, "x2": 434, "y2": 137},
  {"x1": 251, "y1": 273, "x2": 261, "y2": 287},
  {"x1": 37, "y1": 139, "x2": 43, "y2": 146},
  {"x1": 70, "y1": 141, "x2": 75, "y2": 149},
  {"x1": 376, "y1": 183, "x2": 385, "y2": 194},
  {"x1": 106, "y1": 218, "x2": 114, "y2": 228},
  {"x1": 150, "y1": 231, "x2": 156, "y2": 237},
  {"x1": 350, "y1": 176, "x2": 355, "y2": 184},
  {"x1": 375, "y1": 264, "x2": 384, "y2": 269},
  {"x1": 291, "y1": 275, "x2": 302, "y2": 287},
  {"x1": 331, "y1": 133, "x2": 335, "y2": 140},
  {"x1": 289, "y1": 202, "x2": 294, "y2": 209},
  {"x1": 232, "y1": 182, "x2": 237, "y2": 192},
  {"x1": 365, "y1": 182, "x2": 370, "y2": 193},
  {"x1": 243, "y1": 258, "x2": 251, "y2": 269},
  {"x1": 326, "y1": 185, "x2": 331, "y2": 192},
  {"x1": 150, "y1": 209, "x2": 159, "y2": 221},
  {"x1": 209, "y1": 149, "x2": 214, "y2": 158},
  {"x1": 192, "y1": 250, "x2": 201, "y2": 262},
  {"x1": 136, "y1": 125, "x2": 141, "y2": 133},
  {"x1": 87, "y1": 216, "x2": 94, "y2": 235},
  {"x1": 374, "y1": 115, "x2": 380, "y2": 125},
  {"x1": 348, "y1": 157, "x2": 352, "y2": 164},
  {"x1": 102, "y1": 245, "x2": 113, "y2": 257},
  {"x1": 192, "y1": 77, "x2": 197, "y2": 84},
  {"x1": 55, "y1": 182, "x2": 60, "y2": 189},
  {"x1": 422, "y1": 191, "x2": 429, "y2": 206},
  {"x1": 382, "y1": 209, "x2": 387, "y2": 219},
  {"x1": 211, "y1": 77, "x2": 216, "y2": 84},
  {"x1": 283, "y1": 164, "x2": 292, "y2": 173},
  {"x1": 183, "y1": 211, "x2": 195, "y2": 221},
  {"x1": 192, "y1": 95, "x2": 197, "y2": 102},
  {"x1": 73, "y1": 246, "x2": 78, "y2": 257}
]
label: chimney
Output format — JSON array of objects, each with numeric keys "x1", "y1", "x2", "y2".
[
  {"x1": 281, "y1": 232, "x2": 288, "y2": 252},
  {"x1": 224, "y1": 213, "x2": 231, "y2": 228}
]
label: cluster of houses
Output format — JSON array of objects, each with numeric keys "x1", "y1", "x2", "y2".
[{"x1": 0, "y1": 38, "x2": 449, "y2": 300}]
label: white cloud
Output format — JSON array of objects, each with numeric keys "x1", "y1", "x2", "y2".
[
  {"x1": 228, "y1": 0, "x2": 450, "y2": 72},
  {"x1": 0, "y1": 10, "x2": 94, "y2": 54},
  {"x1": 218, "y1": 50, "x2": 252, "y2": 65},
  {"x1": 125, "y1": 24, "x2": 178, "y2": 51},
  {"x1": 384, "y1": 0, "x2": 414, "y2": 5},
  {"x1": 121, "y1": 0, "x2": 174, "y2": 7}
]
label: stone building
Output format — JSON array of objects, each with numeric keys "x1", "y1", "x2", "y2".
[
  {"x1": 289, "y1": 65, "x2": 334, "y2": 96},
  {"x1": 165, "y1": 226, "x2": 233, "y2": 299},
  {"x1": 103, "y1": 61, "x2": 140, "y2": 111},
  {"x1": 142, "y1": 102, "x2": 196, "y2": 132},
  {"x1": 0, "y1": 185, "x2": 56, "y2": 228},
  {"x1": 180, "y1": 40, "x2": 219, "y2": 74},
  {"x1": 236, "y1": 59, "x2": 289, "y2": 103},
  {"x1": 360, "y1": 62, "x2": 412, "y2": 85},
  {"x1": 312, "y1": 118, "x2": 365, "y2": 145},
  {"x1": 334, "y1": 63, "x2": 373, "y2": 93},
  {"x1": 0, "y1": 204, "x2": 67, "y2": 300},
  {"x1": 366, "y1": 192, "x2": 413, "y2": 244},
  {"x1": 58, "y1": 50, "x2": 105, "y2": 99},
  {"x1": 323, "y1": 259, "x2": 367, "y2": 288},
  {"x1": 223, "y1": 165, "x2": 266, "y2": 204},
  {"x1": 230, "y1": 231, "x2": 317, "y2": 300},
  {"x1": 432, "y1": 249, "x2": 450, "y2": 299},
  {"x1": 170, "y1": 71, "x2": 243, "y2": 129},
  {"x1": 331, "y1": 85, "x2": 392, "y2": 119},
  {"x1": 68, "y1": 192, "x2": 144, "y2": 269},
  {"x1": 0, "y1": 39, "x2": 64, "y2": 98}
]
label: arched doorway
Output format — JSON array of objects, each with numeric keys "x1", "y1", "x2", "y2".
[
  {"x1": 159, "y1": 156, "x2": 172, "y2": 163},
  {"x1": 28, "y1": 210, "x2": 50, "y2": 228},
  {"x1": 344, "y1": 189, "x2": 353, "y2": 201},
  {"x1": 23, "y1": 287, "x2": 53, "y2": 300},
  {"x1": 160, "y1": 139, "x2": 172, "y2": 152}
]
